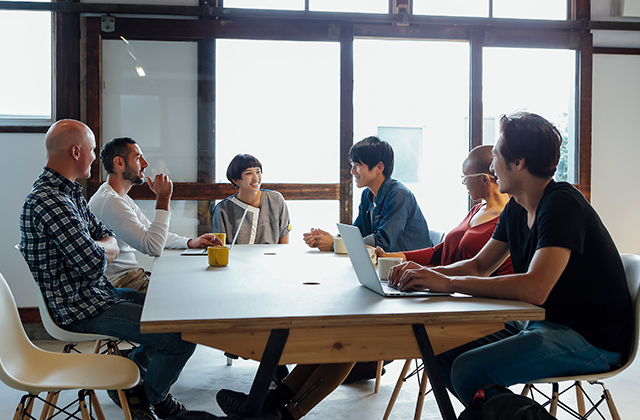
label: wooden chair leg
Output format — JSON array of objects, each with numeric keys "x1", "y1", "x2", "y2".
[
  {"x1": 93, "y1": 339, "x2": 103, "y2": 354},
  {"x1": 549, "y1": 383, "x2": 559, "y2": 417},
  {"x1": 574, "y1": 380, "x2": 585, "y2": 415},
  {"x1": 89, "y1": 390, "x2": 107, "y2": 420},
  {"x1": 520, "y1": 384, "x2": 532, "y2": 396},
  {"x1": 14, "y1": 395, "x2": 35, "y2": 420},
  {"x1": 374, "y1": 360, "x2": 384, "y2": 393},
  {"x1": 602, "y1": 385, "x2": 621, "y2": 420},
  {"x1": 383, "y1": 359, "x2": 412, "y2": 420},
  {"x1": 117, "y1": 388, "x2": 134, "y2": 420},
  {"x1": 79, "y1": 390, "x2": 92, "y2": 420},
  {"x1": 39, "y1": 390, "x2": 60, "y2": 420},
  {"x1": 413, "y1": 366, "x2": 429, "y2": 420}
]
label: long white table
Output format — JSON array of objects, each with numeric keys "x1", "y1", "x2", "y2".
[{"x1": 141, "y1": 245, "x2": 544, "y2": 419}]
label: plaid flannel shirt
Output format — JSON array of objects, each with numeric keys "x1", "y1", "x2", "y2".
[{"x1": 19, "y1": 167, "x2": 120, "y2": 326}]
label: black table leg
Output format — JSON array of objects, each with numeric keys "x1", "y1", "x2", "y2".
[
  {"x1": 241, "y1": 328, "x2": 290, "y2": 419},
  {"x1": 412, "y1": 324, "x2": 457, "y2": 420}
]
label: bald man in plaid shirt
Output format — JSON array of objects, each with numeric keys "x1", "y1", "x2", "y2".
[{"x1": 19, "y1": 120, "x2": 195, "y2": 420}]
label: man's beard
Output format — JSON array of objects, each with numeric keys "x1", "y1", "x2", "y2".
[{"x1": 123, "y1": 164, "x2": 144, "y2": 185}]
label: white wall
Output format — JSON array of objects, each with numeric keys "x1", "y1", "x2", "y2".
[
  {"x1": 0, "y1": 133, "x2": 47, "y2": 306},
  {"x1": 591, "y1": 54, "x2": 640, "y2": 254}
]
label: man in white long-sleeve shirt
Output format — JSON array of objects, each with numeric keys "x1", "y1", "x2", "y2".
[{"x1": 89, "y1": 137, "x2": 222, "y2": 291}]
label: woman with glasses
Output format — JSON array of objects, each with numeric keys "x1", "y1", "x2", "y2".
[{"x1": 377, "y1": 145, "x2": 513, "y2": 276}]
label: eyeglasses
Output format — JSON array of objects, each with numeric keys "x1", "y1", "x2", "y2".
[{"x1": 460, "y1": 173, "x2": 496, "y2": 185}]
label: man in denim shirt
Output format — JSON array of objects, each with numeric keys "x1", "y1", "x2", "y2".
[
  {"x1": 20, "y1": 120, "x2": 195, "y2": 420},
  {"x1": 304, "y1": 136, "x2": 430, "y2": 252}
]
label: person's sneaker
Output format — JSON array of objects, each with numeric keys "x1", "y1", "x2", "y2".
[
  {"x1": 216, "y1": 389, "x2": 247, "y2": 417},
  {"x1": 272, "y1": 365, "x2": 289, "y2": 386},
  {"x1": 107, "y1": 385, "x2": 158, "y2": 420},
  {"x1": 153, "y1": 394, "x2": 188, "y2": 419}
]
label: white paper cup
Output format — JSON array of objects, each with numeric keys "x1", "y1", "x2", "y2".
[
  {"x1": 378, "y1": 257, "x2": 404, "y2": 280},
  {"x1": 334, "y1": 236, "x2": 347, "y2": 254}
]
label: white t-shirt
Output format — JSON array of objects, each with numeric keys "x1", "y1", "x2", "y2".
[{"x1": 88, "y1": 183, "x2": 189, "y2": 283}]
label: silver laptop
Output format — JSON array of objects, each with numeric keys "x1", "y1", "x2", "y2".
[{"x1": 336, "y1": 223, "x2": 449, "y2": 297}]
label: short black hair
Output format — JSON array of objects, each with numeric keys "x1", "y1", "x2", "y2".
[
  {"x1": 226, "y1": 154, "x2": 263, "y2": 187},
  {"x1": 100, "y1": 137, "x2": 137, "y2": 174},
  {"x1": 348, "y1": 136, "x2": 394, "y2": 178},
  {"x1": 498, "y1": 112, "x2": 562, "y2": 179}
]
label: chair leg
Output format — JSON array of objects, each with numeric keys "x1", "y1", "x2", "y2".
[
  {"x1": 89, "y1": 390, "x2": 107, "y2": 420},
  {"x1": 117, "y1": 389, "x2": 134, "y2": 420},
  {"x1": 93, "y1": 339, "x2": 103, "y2": 354},
  {"x1": 600, "y1": 384, "x2": 621, "y2": 420},
  {"x1": 39, "y1": 391, "x2": 60, "y2": 420},
  {"x1": 521, "y1": 384, "x2": 532, "y2": 396},
  {"x1": 79, "y1": 390, "x2": 92, "y2": 420},
  {"x1": 14, "y1": 395, "x2": 35, "y2": 420},
  {"x1": 574, "y1": 380, "x2": 586, "y2": 415},
  {"x1": 374, "y1": 360, "x2": 384, "y2": 393},
  {"x1": 413, "y1": 366, "x2": 429, "y2": 420},
  {"x1": 383, "y1": 359, "x2": 412, "y2": 420},
  {"x1": 549, "y1": 383, "x2": 559, "y2": 417}
]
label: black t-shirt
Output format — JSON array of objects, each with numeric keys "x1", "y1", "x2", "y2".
[{"x1": 493, "y1": 181, "x2": 632, "y2": 353}]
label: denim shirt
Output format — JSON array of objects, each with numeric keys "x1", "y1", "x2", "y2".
[{"x1": 353, "y1": 177, "x2": 431, "y2": 252}]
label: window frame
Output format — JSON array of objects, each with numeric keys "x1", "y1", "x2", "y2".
[{"x1": 83, "y1": 12, "x2": 591, "y2": 236}]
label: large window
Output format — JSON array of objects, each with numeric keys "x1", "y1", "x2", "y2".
[
  {"x1": 353, "y1": 39, "x2": 470, "y2": 233},
  {"x1": 0, "y1": 0, "x2": 52, "y2": 123},
  {"x1": 483, "y1": 47, "x2": 577, "y2": 183},
  {"x1": 215, "y1": 39, "x2": 341, "y2": 234}
]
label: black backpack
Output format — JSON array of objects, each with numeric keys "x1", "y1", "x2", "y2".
[{"x1": 458, "y1": 385, "x2": 556, "y2": 420}]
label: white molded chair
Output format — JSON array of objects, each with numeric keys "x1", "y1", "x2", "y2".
[
  {"x1": 15, "y1": 244, "x2": 135, "y2": 419},
  {"x1": 429, "y1": 229, "x2": 445, "y2": 246},
  {"x1": 0, "y1": 272, "x2": 140, "y2": 420},
  {"x1": 521, "y1": 253, "x2": 640, "y2": 419}
]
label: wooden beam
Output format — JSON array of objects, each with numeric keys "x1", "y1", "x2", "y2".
[
  {"x1": 128, "y1": 183, "x2": 340, "y2": 201},
  {"x1": 577, "y1": 30, "x2": 592, "y2": 201},
  {"x1": 469, "y1": 27, "x2": 483, "y2": 150},
  {"x1": 593, "y1": 47, "x2": 640, "y2": 55},
  {"x1": 340, "y1": 24, "x2": 354, "y2": 224},
  {"x1": 54, "y1": 0, "x2": 81, "y2": 120},
  {"x1": 85, "y1": 17, "x2": 103, "y2": 197}
]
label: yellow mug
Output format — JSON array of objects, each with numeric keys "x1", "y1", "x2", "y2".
[
  {"x1": 208, "y1": 246, "x2": 229, "y2": 266},
  {"x1": 211, "y1": 232, "x2": 227, "y2": 245}
]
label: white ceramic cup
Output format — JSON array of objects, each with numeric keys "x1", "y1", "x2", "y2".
[
  {"x1": 378, "y1": 257, "x2": 404, "y2": 280},
  {"x1": 334, "y1": 236, "x2": 347, "y2": 254}
]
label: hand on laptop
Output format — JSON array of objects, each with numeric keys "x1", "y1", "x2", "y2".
[{"x1": 388, "y1": 261, "x2": 451, "y2": 293}]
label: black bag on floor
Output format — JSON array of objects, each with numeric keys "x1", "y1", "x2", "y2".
[
  {"x1": 458, "y1": 385, "x2": 556, "y2": 420},
  {"x1": 166, "y1": 411, "x2": 220, "y2": 420}
]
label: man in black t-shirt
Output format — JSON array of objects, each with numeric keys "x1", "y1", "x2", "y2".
[{"x1": 388, "y1": 111, "x2": 632, "y2": 405}]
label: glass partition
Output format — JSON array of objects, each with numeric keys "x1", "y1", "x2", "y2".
[{"x1": 102, "y1": 39, "x2": 199, "y2": 182}]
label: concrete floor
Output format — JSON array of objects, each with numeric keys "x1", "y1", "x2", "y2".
[{"x1": 1, "y1": 340, "x2": 639, "y2": 420}]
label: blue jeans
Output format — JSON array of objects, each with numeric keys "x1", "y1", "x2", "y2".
[
  {"x1": 67, "y1": 288, "x2": 196, "y2": 405},
  {"x1": 437, "y1": 320, "x2": 623, "y2": 405}
]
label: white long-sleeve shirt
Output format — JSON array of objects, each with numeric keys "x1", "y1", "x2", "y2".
[{"x1": 88, "y1": 183, "x2": 189, "y2": 283}]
